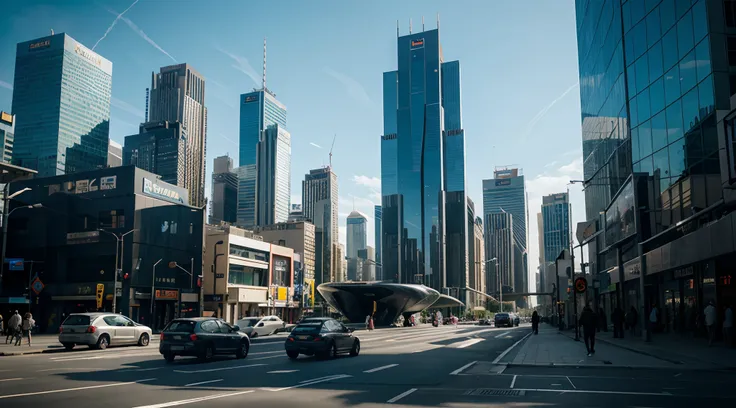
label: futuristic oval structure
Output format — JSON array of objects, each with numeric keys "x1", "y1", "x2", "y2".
[{"x1": 317, "y1": 281, "x2": 449, "y2": 326}]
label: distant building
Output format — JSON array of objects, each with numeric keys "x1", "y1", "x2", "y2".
[
  {"x1": 0, "y1": 111, "x2": 14, "y2": 164},
  {"x1": 541, "y1": 192, "x2": 570, "y2": 263},
  {"x1": 149, "y1": 63, "x2": 207, "y2": 207},
  {"x1": 467, "y1": 198, "x2": 485, "y2": 309},
  {"x1": 210, "y1": 155, "x2": 238, "y2": 225},
  {"x1": 122, "y1": 121, "x2": 186, "y2": 187},
  {"x1": 358, "y1": 246, "x2": 375, "y2": 281},
  {"x1": 256, "y1": 124, "x2": 291, "y2": 226},
  {"x1": 288, "y1": 203, "x2": 304, "y2": 221},
  {"x1": 254, "y1": 220, "x2": 315, "y2": 283},
  {"x1": 485, "y1": 212, "x2": 514, "y2": 297},
  {"x1": 12, "y1": 33, "x2": 112, "y2": 176},
  {"x1": 346, "y1": 210, "x2": 367, "y2": 282},
  {"x1": 302, "y1": 167, "x2": 338, "y2": 285},
  {"x1": 107, "y1": 139, "x2": 122, "y2": 167},
  {"x1": 374, "y1": 205, "x2": 382, "y2": 279}
]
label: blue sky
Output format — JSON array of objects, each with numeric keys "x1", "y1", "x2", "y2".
[{"x1": 0, "y1": 0, "x2": 586, "y2": 286}]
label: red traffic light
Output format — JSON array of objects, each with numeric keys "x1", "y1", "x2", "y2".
[
  {"x1": 123, "y1": 273, "x2": 130, "y2": 280},
  {"x1": 197, "y1": 277, "x2": 202, "y2": 287}
]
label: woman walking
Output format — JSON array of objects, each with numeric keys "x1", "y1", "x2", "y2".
[{"x1": 17, "y1": 312, "x2": 34, "y2": 347}]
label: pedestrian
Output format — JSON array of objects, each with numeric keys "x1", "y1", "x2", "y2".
[
  {"x1": 649, "y1": 304, "x2": 659, "y2": 337},
  {"x1": 704, "y1": 300, "x2": 717, "y2": 346},
  {"x1": 368, "y1": 315, "x2": 375, "y2": 331},
  {"x1": 579, "y1": 305, "x2": 597, "y2": 356},
  {"x1": 17, "y1": 312, "x2": 34, "y2": 347},
  {"x1": 5, "y1": 311, "x2": 20, "y2": 344},
  {"x1": 612, "y1": 306, "x2": 625, "y2": 339},
  {"x1": 723, "y1": 304, "x2": 733, "y2": 348},
  {"x1": 365, "y1": 315, "x2": 370, "y2": 330},
  {"x1": 626, "y1": 306, "x2": 638, "y2": 336},
  {"x1": 531, "y1": 310, "x2": 540, "y2": 335}
]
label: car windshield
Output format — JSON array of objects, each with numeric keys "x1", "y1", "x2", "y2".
[
  {"x1": 238, "y1": 318, "x2": 259, "y2": 327},
  {"x1": 496, "y1": 313, "x2": 509, "y2": 318},
  {"x1": 292, "y1": 323, "x2": 322, "y2": 333},
  {"x1": 62, "y1": 315, "x2": 90, "y2": 326},
  {"x1": 164, "y1": 320, "x2": 196, "y2": 333}
]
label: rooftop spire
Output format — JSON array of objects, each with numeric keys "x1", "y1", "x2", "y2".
[
  {"x1": 422, "y1": 16, "x2": 425, "y2": 31},
  {"x1": 262, "y1": 37, "x2": 267, "y2": 91}
]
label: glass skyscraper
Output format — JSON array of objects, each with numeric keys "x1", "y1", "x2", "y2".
[
  {"x1": 381, "y1": 26, "x2": 467, "y2": 292},
  {"x1": 374, "y1": 205, "x2": 382, "y2": 279},
  {"x1": 238, "y1": 90, "x2": 287, "y2": 229},
  {"x1": 255, "y1": 124, "x2": 291, "y2": 226},
  {"x1": 12, "y1": 33, "x2": 112, "y2": 176},
  {"x1": 541, "y1": 192, "x2": 570, "y2": 264}
]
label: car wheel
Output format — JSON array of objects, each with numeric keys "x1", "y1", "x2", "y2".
[
  {"x1": 286, "y1": 350, "x2": 299, "y2": 360},
  {"x1": 137, "y1": 333, "x2": 150, "y2": 347},
  {"x1": 62, "y1": 343, "x2": 74, "y2": 350},
  {"x1": 164, "y1": 353, "x2": 175, "y2": 363},
  {"x1": 349, "y1": 339, "x2": 360, "y2": 357},
  {"x1": 199, "y1": 344, "x2": 214, "y2": 361},
  {"x1": 236, "y1": 341, "x2": 249, "y2": 359},
  {"x1": 96, "y1": 335, "x2": 110, "y2": 350}
]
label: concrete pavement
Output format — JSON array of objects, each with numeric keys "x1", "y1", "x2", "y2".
[{"x1": 0, "y1": 323, "x2": 732, "y2": 406}]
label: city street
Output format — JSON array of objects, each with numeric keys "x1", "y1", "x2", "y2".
[{"x1": 0, "y1": 323, "x2": 733, "y2": 407}]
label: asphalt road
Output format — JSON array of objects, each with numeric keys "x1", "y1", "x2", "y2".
[{"x1": 0, "y1": 323, "x2": 732, "y2": 407}]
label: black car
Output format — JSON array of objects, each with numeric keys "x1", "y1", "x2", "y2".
[
  {"x1": 494, "y1": 313, "x2": 514, "y2": 327},
  {"x1": 284, "y1": 317, "x2": 360, "y2": 360},
  {"x1": 159, "y1": 317, "x2": 250, "y2": 363}
]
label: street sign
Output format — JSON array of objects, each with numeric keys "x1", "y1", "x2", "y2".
[
  {"x1": 31, "y1": 278, "x2": 44, "y2": 294},
  {"x1": 574, "y1": 277, "x2": 587, "y2": 294},
  {"x1": 7, "y1": 258, "x2": 23, "y2": 271},
  {"x1": 96, "y1": 283, "x2": 104, "y2": 308}
]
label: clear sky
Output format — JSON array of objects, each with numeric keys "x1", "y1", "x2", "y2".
[{"x1": 0, "y1": 0, "x2": 586, "y2": 292}]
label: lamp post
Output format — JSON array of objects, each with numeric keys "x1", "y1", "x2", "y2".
[
  {"x1": 151, "y1": 258, "x2": 163, "y2": 329},
  {"x1": 485, "y1": 257, "x2": 501, "y2": 312},
  {"x1": 0, "y1": 186, "x2": 34, "y2": 291},
  {"x1": 213, "y1": 240, "x2": 224, "y2": 318},
  {"x1": 98, "y1": 229, "x2": 137, "y2": 314},
  {"x1": 173, "y1": 258, "x2": 195, "y2": 289}
]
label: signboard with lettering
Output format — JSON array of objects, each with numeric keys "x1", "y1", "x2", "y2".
[
  {"x1": 75, "y1": 179, "x2": 89, "y2": 194},
  {"x1": 7, "y1": 258, "x2": 23, "y2": 271},
  {"x1": 0, "y1": 112, "x2": 12, "y2": 124},
  {"x1": 143, "y1": 178, "x2": 184, "y2": 204},
  {"x1": 66, "y1": 230, "x2": 100, "y2": 245},
  {"x1": 155, "y1": 289, "x2": 179, "y2": 300},
  {"x1": 411, "y1": 39, "x2": 424, "y2": 48},
  {"x1": 244, "y1": 95, "x2": 258, "y2": 103},
  {"x1": 29, "y1": 39, "x2": 50, "y2": 50},
  {"x1": 101, "y1": 176, "x2": 117, "y2": 190},
  {"x1": 495, "y1": 179, "x2": 511, "y2": 186},
  {"x1": 74, "y1": 43, "x2": 102, "y2": 67}
]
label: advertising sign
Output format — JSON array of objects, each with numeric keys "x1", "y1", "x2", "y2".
[
  {"x1": 143, "y1": 178, "x2": 185, "y2": 204},
  {"x1": 101, "y1": 176, "x2": 117, "y2": 190},
  {"x1": 495, "y1": 179, "x2": 511, "y2": 186},
  {"x1": 75, "y1": 179, "x2": 89, "y2": 194},
  {"x1": 604, "y1": 180, "x2": 636, "y2": 246},
  {"x1": 244, "y1": 95, "x2": 258, "y2": 103},
  {"x1": 411, "y1": 38, "x2": 424, "y2": 48},
  {"x1": 304, "y1": 278, "x2": 315, "y2": 308},
  {"x1": 7, "y1": 258, "x2": 23, "y2": 271},
  {"x1": 0, "y1": 112, "x2": 12, "y2": 124},
  {"x1": 155, "y1": 289, "x2": 179, "y2": 300}
]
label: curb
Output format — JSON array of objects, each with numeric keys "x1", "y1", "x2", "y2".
[
  {"x1": 0, "y1": 348, "x2": 65, "y2": 356},
  {"x1": 503, "y1": 362, "x2": 734, "y2": 372},
  {"x1": 559, "y1": 331, "x2": 736, "y2": 370}
]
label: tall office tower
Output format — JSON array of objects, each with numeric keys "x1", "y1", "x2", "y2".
[
  {"x1": 466, "y1": 197, "x2": 483, "y2": 308},
  {"x1": 574, "y1": 0, "x2": 734, "y2": 317},
  {"x1": 255, "y1": 124, "x2": 291, "y2": 226},
  {"x1": 473, "y1": 216, "x2": 486, "y2": 299},
  {"x1": 0, "y1": 112, "x2": 15, "y2": 164},
  {"x1": 123, "y1": 121, "x2": 186, "y2": 186},
  {"x1": 485, "y1": 212, "x2": 514, "y2": 299},
  {"x1": 302, "y1": 167, "x2": 338, "y2": 286},
  {"x1": 107, "y1": 140, "x2": 122, "y2": 167},
  {"x1": 12, "y1": 33, "x2": 112, "y2": 176},
  {"x1": 346, "y1": 210, "x2": 367, "y2": 281},
  {"x1": 541, "y1": 193, "x2": 570, "y2": 263},
  {"x1": 536, "y1": 211, "x2": 547, "y2": 308},
  {"x1": 482, "y1": 168, "x2": 528, "y2": 298},
  {"x1": 380, "y1": 23, "x2": 467, "y2": 291},
  {"x1": 211, "y1": 155, "x2": 238, "y2": 225},
  {"x1": 358, "y1": 246, "x2": 376, "y2": 281},
  {"x1": 238, "y1": 53, "x2": 287, "y2": 230},
  {"x1": 148, "y1": 63, "x2": 207, "y2": 207},
  {"x1": 334, "y1": 242, "x2": 345, "y2": 283},
  {"x1": 374, "y1": 205, "x2": 382, "y2": 279}
]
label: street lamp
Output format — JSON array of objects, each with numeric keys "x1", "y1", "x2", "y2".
[
  {"x1": 98, "y1": 228, "x2": 137, "y2": 314},
  {"x1": 213, "y1": 240, "x2": 224, "y2": 318},
  {"x1": 173, "y1": 258, "x2": 195, "y2": 289},
  {"x1": 484, "y1": 257, "x2": 502, "y2": 312},
  {"x1": 0, "y1": 189, "x2": 41, "y2": 292},
  {"x1": 151, "y1": 258, "x2": 163, "y2": 328}
]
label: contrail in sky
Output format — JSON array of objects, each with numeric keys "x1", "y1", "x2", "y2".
[
  {"x1": 521, "y1": 82, "x2": 579, "y2": 141},
  {"x1": 92, "y1": 0, "x2": 139, "y2": 50}
]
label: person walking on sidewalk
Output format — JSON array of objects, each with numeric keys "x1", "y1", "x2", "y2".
[
  {"x1": 17, "y1": 313, "x2": 34, "y2": 347},
  {"x1": 579, "y1": 305, "x2": 597, "y2": 356},
  {"x1": 704, "y1": 300, "x2": 717, "y2": 346},
  {"x1": 5, "y1": 311, "x2": 20, "y2": 344},
  {"x1": 626, "y1": 306, "x2": 638, "y2": 336},
  {"x1": 531, "y1": 311, "x2": 540, "y2": 335},
  {"x1": 612, "y1": 307, "x2": 625, "y2": 339},
  {"x1": 649, "y1": 304, "x2": 659, "y2": 336},
  {"x1": 723, "y1": 304, "x2": 733, "y2": 348}
]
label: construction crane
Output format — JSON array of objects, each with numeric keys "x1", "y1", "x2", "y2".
[{"x1": 329, "y1": 134, "x2": 336, "y2": 168}]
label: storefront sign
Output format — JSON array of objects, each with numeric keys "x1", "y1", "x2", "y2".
[
  {"x1": 143, "y1": 178, "x2": 184, "y2": 204},
  {"x1": 624, "y1": 258, "x2": 641, "y2": 281},
  {"x1": 673, "y1": 266, "x2": 694, "y2": 279},
  {"x1": 7, "y1": 258, "x2": 23, "y2": 271},
  {"x1": 66, "y1": 231, "x2": 100, "y2": 245},
  {"x1": 155, "y1": 289, "x2": 179, "y2": 300},
  {"x1": 101, "y1": 176, "x2": 116, "y2": 190}
]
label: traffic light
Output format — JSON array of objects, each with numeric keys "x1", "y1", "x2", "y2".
[
  {"x1": 123, "y1": 273, "x2": 130, "y2": 280},
  {"x1": 197, "y1": 275, "x2": 203, "y2": 287},
  {"x1": 96, "y1": 283, "x2": 104, "y2": 309}
]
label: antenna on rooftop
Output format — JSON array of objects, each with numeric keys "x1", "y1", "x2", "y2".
[
  {"x1": 422, "y1": 16, "x2": 425, "y2": 31},
  {"x1": 262, "y1": 37, "x2": 267, "y2": 91}
]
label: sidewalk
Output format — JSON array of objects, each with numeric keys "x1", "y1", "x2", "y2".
[
  {"x1": 0, "y1": 334, "x2": 160, "y2": 356},
  {"x1": 510, "y1": 326, "x2": 684, "y2": 368},
  {"x1": 575, "y1": 327, "x2": 736, "y2": 370}
]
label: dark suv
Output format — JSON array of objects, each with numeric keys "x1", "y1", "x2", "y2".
[
  {"x1": 494, "y1": 313, "x2": 513, "y2": 327},
  {"x1": 159, "y1": 317, "x2": 250, "y2": 362}
]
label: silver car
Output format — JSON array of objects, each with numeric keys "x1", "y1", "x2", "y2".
[
  {"x1": 236, "y1": 315, "x2": 285, "y2": 338},
  {"x1": 59, "y1": 313, "x2": 153, "y2": 350}
]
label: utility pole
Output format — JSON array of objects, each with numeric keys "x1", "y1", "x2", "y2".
[{"x1": 99, "y1": 229, "x2": 136, "y2": 314}]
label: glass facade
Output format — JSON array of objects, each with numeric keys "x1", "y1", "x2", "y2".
[
  {"x1": 123, "y1": 121, "x2": 186, "y2": 187},
  {"x1": 381, "y1": 71, "x2": 399, "y2": 196},
  {"x1": 541, "y1": 193, "x2": 571, "y2": 264},
  {"x1": 346, "y1": 211, "x2": 367, "y2": 259},
  {"x1": 238, "y1": 90, "x2": 287, "y2": 228},
  {"x1": 374, "y1": 205, "x2": 382, "y2": 278},
  {"x1": 12, "y1": 34, "x2": 112, "y2": 177},
  {"x1": 441, "y1": 61, "x2": 466, "y2": 193},
  {"x1": 255, "y1": 124, "x2": 291, "y2": 226}
]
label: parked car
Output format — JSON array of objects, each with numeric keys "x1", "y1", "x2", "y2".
[
  {"x1": 478, "y1": 318, "x2": 493, "y2": 326},
  {"x1": 284, "y1": 317, "x2": 360, "y2": 360},
  {"x1": 510, "y1": 313, "x2": 521, "y2": 326},
  {"x1": 159, "y1": 317, "x2": 250, "y2": 363},
  {"x1": 494, "y1": 313, "x2": 514, "y2": 328},
  {"x1": 59, "y1": 313, "x2": 152, "y2": 350},
  {"x1": 235, "y1": 315, "x2": 285, "y2": 338}
]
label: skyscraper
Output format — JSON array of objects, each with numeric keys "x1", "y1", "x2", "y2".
[
  {"x1": 346, "y1": 210, "x2": 367, "y2": 281},
  {"x1": 374, "y1": 205, "x2": 382, "y2": 279},
  {"x1": 107, "y1": 139, "x2": 122, "y2": 168},
  {"x1": 485, "y1": 212, "x2": 514, "y2": 297},
  {"x1": 482, "y1": 168, "x2": 528, "y2": 298},
  {"x1": 380, "y1": 23, "x2": 467, "y2": 292},
  {"x1": 12, "y1": 33, "x2": 112, "y2": 176},
  {"x1": 211, "y1": 155, "x2": 238, "y2": 225},
  {"x1": 148, "y1": 63, "x2": 207, "y2": 207},
  {"x1": 123, "y1": 121, "x2": 186, "y2": 186},
  {"x1": 302, "y1": 167, "x2": 338, "y2": 285},
  {"x1": 541, "y1": 192, "x2": 570, "y2": 264},
  {"x1": 255, "y1": 124, "x2": 291, "y2": 226}
]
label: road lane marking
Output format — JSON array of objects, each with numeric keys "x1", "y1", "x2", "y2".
[
  {"x1": 492, "y1": 332, "x2": 531, "y2": 364},
  {"x1": 514, "y1": 388, "x2": 672, "y2": 396},
  {"x1": 132, "y1": 368, "x2": 161, "y2": 372},
  {"x1": 299, "y1": 375, "x2": 345, "y2": 383},
  {"x1": 449, "y1": 361, "x2": 477, "y2": 375},
  {"x1": 387, "y1": 388, "x2": 418, "y2": 403},
  {"x1": 454, "y1": 338, "x2": 484, "y2": 349},
  {"x1": 566, "y1": 376, "x2": 576, "y2": 389},
  {"x1": 184, "y1": 379, "x2": 223, "y2": 387},
  {"x1": 133, "y1": 390, "x2": 254, "y2": 408},
  {"x1": 173, "y1": 363, "x2": 266, "y2": 374},
  {"x1": 0, "y1": 378, "x2": 22, "y2": 382},
  {"x1": 494, "y1": 331, "x2": 511, "y2": 338},
  {"x1": 510, "y1": 375, "x2": 517, "y2": 389},
  {"x1": 268, "y1": 370, "x2": 298, "y2": 374},
  {"x1": 0, "y1": 378, "x2": 156, "y2": 400},
  {"x1": 262, "y1": 374, "x2": 352, "y2": 392},
  {"x1": 37, "y1": 368, "x2": 96, "y2": 372},
  {"x1": 250, "y1": 355, "x2": 284, "y2": 361},
  {"x1": 363, "y1": 364, "x2": 398, "y2": 373}
]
